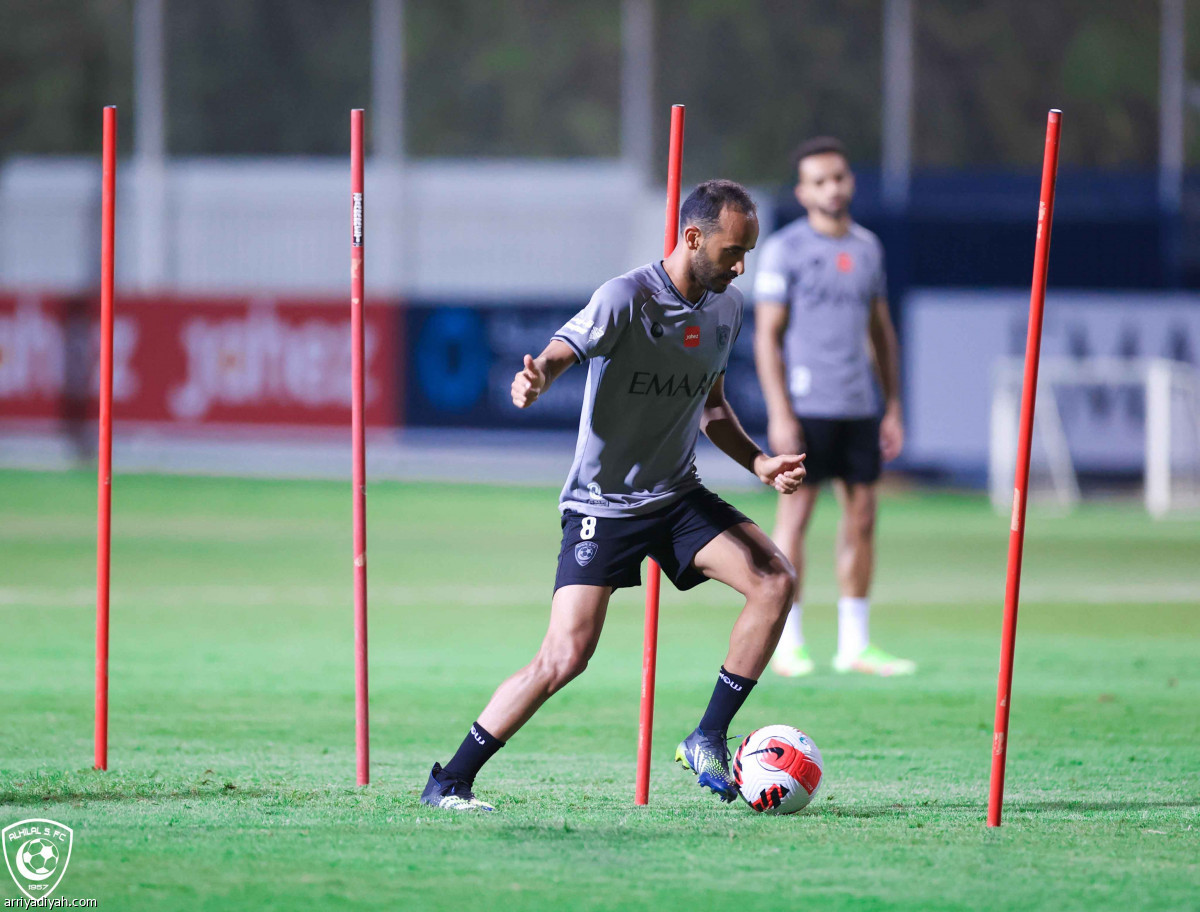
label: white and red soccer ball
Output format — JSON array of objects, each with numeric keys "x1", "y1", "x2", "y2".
[{"x1": 733, "y1": 724, "x2": 824, "y2": 814}]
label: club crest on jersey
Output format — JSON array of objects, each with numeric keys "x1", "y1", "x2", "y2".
[
  {"x1": 575, "y1": 542, "x2": 598, "y2": 566},
  {"x1": 717, "y1": 325, "x2": 730, "y2": 347},
  {"x1": 650, "y1": 322, "x2": 664, "y2": 338},
  {"x1": 837, "y1": 252, "x2": 853, "y2": 273},
  {"x1": 684, "y1": 326, "x2": 700, "y2": 348}
]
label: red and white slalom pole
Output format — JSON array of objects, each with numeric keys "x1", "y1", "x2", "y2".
[
  {"x1": 350, "y1": 109, "x2": 371, "y2": 786},
  {"x1": 988, "y1": 109, "x2": 1062, "y2": 827},
  {"x1": 635, "y1": 103, "x2": 685, "y2": 806},
  {"x1": 94, "y1": 105, "x2": 117, "y2": 772}
]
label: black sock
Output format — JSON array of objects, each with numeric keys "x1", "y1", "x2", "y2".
[
  {"x1": 442, "y1": 721, "x2": 505, "y2": 785},
  {"x1": 697, "y1": 667, "x2": 757, "y2": 735}
]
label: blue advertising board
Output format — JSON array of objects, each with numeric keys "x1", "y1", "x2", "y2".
[{"x1": 404, "y1": 302, "x2": 768, "y2": 433}]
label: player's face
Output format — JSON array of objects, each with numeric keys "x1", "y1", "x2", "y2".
[
  {"x1": 692, "y1": 207, "x2": 759, "y2": 293},
  {"x1": 796, "y1": 153, "x2": 854, "y2": 219}
]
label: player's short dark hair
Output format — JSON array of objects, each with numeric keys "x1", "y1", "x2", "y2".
[
  {"x1": 792, "y1": 136, "x2": 850, "y2": 176},
  {"x1": 680, "y1": 180, "x2": 757, "y2": 235}
]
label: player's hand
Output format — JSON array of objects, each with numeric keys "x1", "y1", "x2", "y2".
[
  {"x1": 880, "y1": 403, "x2": 904, "y2": 462},
  {"x1": 511, "y1": 354, "x2": 546, "y2": 408},
  {"x1": 754, "y1": 453, "x2": 806, "y2": 494},
  {"x1": 767, "y1": 414, "x2": 803, "y2": 460}
]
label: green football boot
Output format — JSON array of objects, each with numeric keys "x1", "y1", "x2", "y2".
[
  {"x1": 675, "y1": 728, "x2": 738, "y2": 802},
  {"x1": 833, "y1": 644, "x2": 917, "y2": 677},
  {"x1": 771, "y1": 644, "x2": 816, "y2": 678}
]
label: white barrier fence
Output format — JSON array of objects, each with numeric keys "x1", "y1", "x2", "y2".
[
  {"x1": 0, "y1": 157, "x2": 676, "y2": 299},
  {"x1": 905, "y1": 289, "x2": 1200, "y2": 477},
  {"x1": 989, "y1": 357, "x2": 1200, "y2": 516}
]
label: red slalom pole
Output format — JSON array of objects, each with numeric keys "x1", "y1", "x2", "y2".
[
  {"x1": 988, "y1": 109, "x2": 1061, "y2": 827},
  {"x1": 350, "y1": 109, "x2": 370, "y2": 786},
  {"x1": 94, "y1": 105, "x2": 117, "y2": 772},
  {"x1": 635, "y1": 103, "x2": 685, "y2": 806}
]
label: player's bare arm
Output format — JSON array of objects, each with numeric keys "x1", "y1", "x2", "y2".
[
  {"x1": 700, "y1": 374, "x2": 806, "y2": 494},
  {"x1": 868, "y1": 296, "x2": 904, "y2": 462},
  {"x1": 754, "y1": 300, "x2": 804, "y2": 457},
  {"x1": 511, "y1": 339, "x2": 578, "y2": 408}
]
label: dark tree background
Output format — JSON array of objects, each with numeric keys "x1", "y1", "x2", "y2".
[{"x1": 1, "y1": 0, "x2": 1197, "y2": 180}]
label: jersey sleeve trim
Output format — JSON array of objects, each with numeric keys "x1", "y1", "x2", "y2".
[{"x1": 551, "y1": 333, "x2": 586, "y2": 363}]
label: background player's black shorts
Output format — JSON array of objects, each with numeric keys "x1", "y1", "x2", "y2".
[
  {"x1": 554, "y1": 486, "x2": 752, "y2": 593},
  {"x1": 797, "y1": 416, "x2": 882, "y2": 486}
]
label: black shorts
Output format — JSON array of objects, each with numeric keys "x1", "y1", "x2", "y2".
[
  {"x1": 554, "y1": 486, "x2": 752, "y2": 593},
  {"x1": 797, "y1": 416, "x2": 881, "y2": 486}
]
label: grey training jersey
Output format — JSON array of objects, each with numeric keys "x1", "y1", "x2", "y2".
[
  {"x1": 754, "y1": 219, "x2": 886, "y2": 418},
  {"x1": 553, "y1": 262, "x2": 744, "y2": 517}
]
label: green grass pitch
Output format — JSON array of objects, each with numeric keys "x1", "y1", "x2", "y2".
[{"x1": 1, "y1": 469, "x2": 1197, "y2": 910}]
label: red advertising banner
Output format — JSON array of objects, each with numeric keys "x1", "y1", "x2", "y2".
[{"x1": 0, "y1": 294, "x2": 400, "y2": 429}]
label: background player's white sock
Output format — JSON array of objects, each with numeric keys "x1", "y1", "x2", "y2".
[
  {"x1": 779, "y1": 601, "x2": 804, "y2": 651},
  {"x1": 837, "y1": 596, "x2": 869, "y2": 658}
]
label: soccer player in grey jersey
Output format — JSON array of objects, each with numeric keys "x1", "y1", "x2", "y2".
[
  {"x1": 421, "y1": 181, "x2": 807, "y2": 811},
  {"x1": 755, "y1": 137, "x2": 915, "y2": 678}
]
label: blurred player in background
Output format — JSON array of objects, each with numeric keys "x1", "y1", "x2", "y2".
[
  {"x1": 754, "y1": 137, "x2": 915, "y2": 678},
  {"x1": 421, "y1": 181, "x2": 807, "y2": 811}
]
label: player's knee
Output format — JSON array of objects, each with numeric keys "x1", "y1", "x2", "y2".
[
  {"x1": 757, "y1": 558, "x2": 797, "y2": 610},
  {"x1": 534, "y1": 641, "x2": 591, "y2": 694},
  {"x1": 849, "y1": 507, "x2": 876, "y2": 542},
  {"x1": 847, "y1": 490, "x2": 877, "y2": 539},
  {"x1": 546, "y1": 653, "x2": 589, "y2": 693}
]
